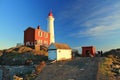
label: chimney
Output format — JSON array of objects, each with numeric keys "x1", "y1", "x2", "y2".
[{"x1": 37, "y1": 25, "x2": 40, "y2": 29}]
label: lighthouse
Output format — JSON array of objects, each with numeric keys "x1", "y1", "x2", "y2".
[{"x1": 47, "y1": 11, "x2": 55, "y2": 44}]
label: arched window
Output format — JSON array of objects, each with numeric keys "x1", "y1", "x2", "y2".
[
  {"x1": 38, "y1": 31, "x2": 42, "y2": 37},
  {"x1": 44, "y1": 33, "x2": 48, "y2": 38}
]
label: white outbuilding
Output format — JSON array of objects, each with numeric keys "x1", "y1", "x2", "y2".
[{"x1": 48, "y1": 43, "x2": 72, "y2": 61}]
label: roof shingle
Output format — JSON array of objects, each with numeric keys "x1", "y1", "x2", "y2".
[{"x1": 52, "y1": 43, "x2": 71, "y2": 49}]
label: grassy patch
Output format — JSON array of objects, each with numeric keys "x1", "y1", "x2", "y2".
[
  {"x1": 98, "y1": 57, "x2": 116, "y2": 80},
  {"x1": 100, "y1": 58, "x2": 112, "y2": 75}
]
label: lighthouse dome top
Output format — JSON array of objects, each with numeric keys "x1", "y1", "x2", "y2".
[{"x1": 48, "y1": 10, "x2": 54, "y2": 17}]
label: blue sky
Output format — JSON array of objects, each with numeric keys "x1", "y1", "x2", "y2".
[{"x1": 0, "y1": 0, "x2": 120, "y2": 52}]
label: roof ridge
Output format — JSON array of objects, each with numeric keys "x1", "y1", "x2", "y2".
[{"x1": 52, "y1": 43, "x2": 71, "y2": 49}]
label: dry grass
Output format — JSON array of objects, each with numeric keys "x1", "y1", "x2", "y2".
[
  {"x1": 2, "y1": 46, "x2": 48, "y2": 56},
  {"x1": 97, "y1": 57, "x2": 116, "y2": 80}
]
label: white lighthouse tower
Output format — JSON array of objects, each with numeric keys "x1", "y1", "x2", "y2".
[{"x1": 47, "y1": 11, "x2": 55, "y2": 44}]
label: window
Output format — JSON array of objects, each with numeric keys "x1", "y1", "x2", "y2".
[
  {"x1": 38, "y1": 31, "x2": 42, "y2": 37},
  {"x1": 37, "y1": 40, "x2": 42, "y2": 45},
  {"x1": 59, "y1": 50, "x2": 61, "y2": 53},
  {"x1": 44, "y1": 33, "x2": 48, "y2": 38},
  {"x1": 26, "y1": 42, "x2": 30, "y2": 46},
  {"x1": 44, "y1": 41, "x2": 48, "y2": 45}
]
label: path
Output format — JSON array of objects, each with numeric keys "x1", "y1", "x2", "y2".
[{"x1": 35, "y1": 57, "x2": 100, "y2": 80}]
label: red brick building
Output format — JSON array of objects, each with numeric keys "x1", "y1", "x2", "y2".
[
  {"x1": 82, "y1": 46, "x2": 96, "y2": 57},
  {"x1": 24, "y1": 26, "x2": 50, "y2": 47}
]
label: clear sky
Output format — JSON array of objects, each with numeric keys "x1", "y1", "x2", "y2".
[{"x1": 0, "y1": 0, "x2": 120, "y2": 52}]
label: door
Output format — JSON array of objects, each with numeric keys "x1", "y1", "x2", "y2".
[{"x1": 86, "y1": 50, "x2": 90, "y2": 57}]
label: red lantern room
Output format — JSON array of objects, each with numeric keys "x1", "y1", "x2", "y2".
[{"x1": 82, "y1": 46, "x2": 96, "y2": 57}]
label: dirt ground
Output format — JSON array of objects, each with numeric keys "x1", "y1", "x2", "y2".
[{"x1": 35, "y1": 57, "x2": 100, "y2": 80}]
